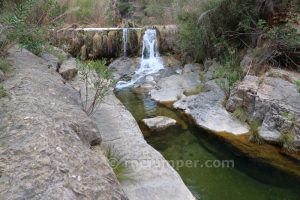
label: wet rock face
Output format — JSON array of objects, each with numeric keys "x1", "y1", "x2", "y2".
[
  {"x1": 53, "y1": 28, "x2": 140, "y2": 60},
  {"x1": 0, "y1": 48, "x2": 127, "y2": 199},
  {"x1": 52, "y1": 25, "x2": 179, "y2": 60},
  {"x1": 142, "y1": 116, "x2": 177, "y2": 131},
  {"x1": 227, "y1": 75, "x2": 300, "y2": 147},
  {"x1": 156, "y1": 25, "x2": 179, "y2": 55}
]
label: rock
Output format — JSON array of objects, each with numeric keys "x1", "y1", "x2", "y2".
[
  {"x1": 226, "y1": 76, "x2": 260, "y2": 114},
  {"x1": 240, "y1": 54, "x2": 253, "y2": 76},
  {"x1": 174, "y1": 80, "x2": 249, "y2": 135},
  {"x1": 183, "y1": 63, "x2": 202, "y2": 74},
  {"x1": 0, "y1": 70, "x2": 4, "y2": 82},
  {"x1": 41, "y1": 53, "x2": 60, "y2": 70},
  {"x1": 91, "y1": 94, "x2": 196, "y2": 200},
  {"x1": 150, "y1": 74, "x2": 201, "y2": 103},
  {"x1": 59, "y1": 58, "x2": 78, "y2": 80},
  {"x1": 80, "y1": 44, "x2": 87, "y2": 60},
  {"x1": 204, "y1": 60, "x2": 221, "y2": 80},
  {"x1": 138, "y1": 83, "x2": 155, "y2": 90},
  {"x1": 109, "y1": 57, "x2": 138, "y2": 81},
  {"x1": 226, "y1": 74, "x2": 300, "y2": 147},
  {"x1": 142, "y1": 116, "x2": 177, "y2": 131},
  {"x1": 176, "y1": 69, "x2": 183, "y2": 74},
  {"x1": 0, "y1": 47, "x2": 127, "y2": 199},
  {"x1": 56, "y1": 28, "x2": 141, "y2": 59},
  {"x1": 145, "y1": 75, "x2": 154, "y2": 82},
  {"x1": 161, "y1": 55, "x2": 181, "y2": 68},
  {"x1": 266, "y1": 68, "x2": 300, "y2": 83},
  {"x1": 156, "y1": 25, "x2": 179, "y2": 54}
]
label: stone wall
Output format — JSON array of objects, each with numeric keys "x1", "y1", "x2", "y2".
[
  {"x1": 50, "y1": 25, "x2": 179, "y2": 60},
  {"x1": 51, "y1": 28, "x2": 141, "y2": 60}
]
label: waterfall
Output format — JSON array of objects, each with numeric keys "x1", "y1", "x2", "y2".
[
  {"x1": 122, "y1": 28, "x2": 129, "y2": 57},
  {"x1": 116, "y1": 29, "x2": 164, "y2": 89}
]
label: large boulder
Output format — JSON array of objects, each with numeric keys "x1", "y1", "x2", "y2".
[
  {"x1": 0, "y1": 47, "x2": 127, "y2": 199},
  {"x1": 226, "y1": 74, "x2": 300, "y2": 147},
  {"x1": 41, "y1": 53, "x2": 61, "y2": 70},
  {"x1": 174, "y1": 80, "x2": 249, "y2": 135},
  {"x1": 59, "y1": 58, "x2": 78, "y2": 80},
  {"x1": 109, "y1": 57, "x2": 139, "y2": 81},
  {"x1": 203, "y1": 60, "x2": 222, "y2": 81},
  {"x1": 142, "y1": 116, "x2": 177, "y2": 131}
]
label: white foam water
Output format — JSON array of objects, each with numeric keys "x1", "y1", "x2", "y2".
[
  {"x1": 122, "y1": 28, "x2": 129, "y2": 57},
  {"x1": 116, "y1": 29, "x2": 164, "y2": 89}
]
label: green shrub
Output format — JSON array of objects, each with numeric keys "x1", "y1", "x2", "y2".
[
  {"x1": 281, "y1": 111, "x2": 290, "y2": 119},
  {"x1": 295, "y1": 79, "x2": 300, "y2": 93},
  {"x1": 266, "y1": 24, "x2": 300, "y2": 70},
  {"x1": 145, "y1": 2, "x2": 163, "y2": 17},
  {"x1": 118, "y1": 1, "x2": 133, "y2": 17},
  {"x1": 18, "y1": 28, "x2": 47, "y2": 56},
  {"x1": 215, "y1": 48, "x2": 241, "y2": 97},
  {"x1": 0, "y1": 0, "x2": 64, "y2": 55},
  {"x1": 0, "y1": 58, "x2": 11, "y2": 73},
  {"x1": 184, "y1": 85, "x2": 204, "y2": 96},
  {"x1": 232, "y1": 107, "x2": 248, "y2": 123},
  {"x1": 78, "y1": 59, "x2": 115, "y2": 116},
  {"x1": 0, "y1": 85, "x2": 7, "y2": 98},
  {"x1": 74, "y1": 0, "x2": 97, "y2": 21},
  {"x1": 280, "y1": 130, "x2": 296, "y2": 152},
  {"x1": 105, "y1": 147, "x2": 131, "y2": 183},
  {"x1": 177, "y1": 0, "x2": 258, "y2": 62},
  {"x1": 248, "y1": 120, "x2": 262, "y2": 144},
  {"x1": 178, "y1": 16, "x2": 210, "y2": 61}
]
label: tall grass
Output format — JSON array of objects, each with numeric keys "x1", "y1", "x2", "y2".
[{"x1": 104, "y1": 146, "x2": 131, "y2": 183}]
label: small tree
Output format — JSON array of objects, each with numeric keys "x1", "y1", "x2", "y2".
[
  {"x1": 78, "y1": 59, "x2": 115, "y2": 116},
  {"x1": 0, "y1": 0, "x2": 67, "y2": 56}
]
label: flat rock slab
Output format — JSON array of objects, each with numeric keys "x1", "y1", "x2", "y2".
[
  {"x1": 92, "y1": 94, "x2": 196, "y2": 200},
  {"x1": 174, "y1": 80, "x2": 249, "y2": 135},
  {"x1": 143, "y1": 116, "x2": 177, "y2": 131},
  {"x1": 0, "y1": 48, "x2": 126, "y2": 199},
  {"x1": 150, "y1": 74, "x2": 201, "y2": 103}
]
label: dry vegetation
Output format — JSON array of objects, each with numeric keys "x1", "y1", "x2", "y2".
[{"x1": 57, "y1": 0, "x2": 117, "y2": 26}]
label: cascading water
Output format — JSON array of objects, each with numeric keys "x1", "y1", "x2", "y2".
[
  {"x1": 122, "y1": 28, "x2": 129, "y2": 57},
  {"x1": 116, "y1": 29, "x2": 164, "y2": 89}
]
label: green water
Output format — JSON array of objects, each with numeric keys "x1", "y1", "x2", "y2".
[{"x1": 115, "y1": 88, "x2": 300, "y2": 200}]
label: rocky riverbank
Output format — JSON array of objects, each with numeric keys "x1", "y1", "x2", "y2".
[
  {"x1": 91, "y1": 93, "x2": 195, "y2": 200},
  {"x1": 0, "y1": 47, "x2": 195, "y2": 199},
  {"x1": 109, "y1": 55, "x2": 300, "y2": 179}
]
